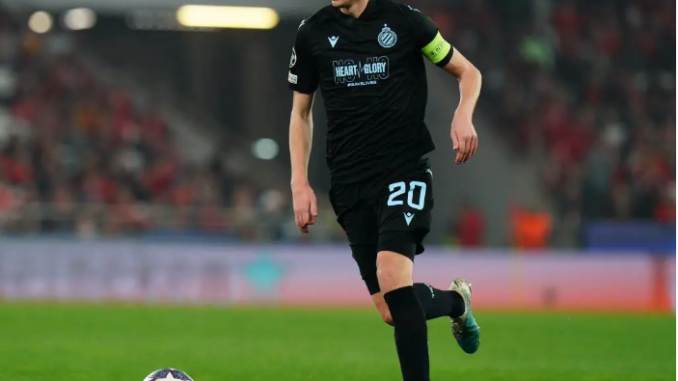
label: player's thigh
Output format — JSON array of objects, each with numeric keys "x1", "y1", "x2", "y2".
[
  {"x1": 371, "y1": 249, "x2": 414, "y2": 325},
  {"x1": 377, "y1": 162, "x2": 434, "y2": 257},
  {"x1": 374, "y1": 162, "x2": 432, "y2": 292},
  {"x1": 376, "y1": 250, "x2": 414, "y2": 293},
  {"x1": 337, "y1": 205, "x2": 381, "y2": 295}
]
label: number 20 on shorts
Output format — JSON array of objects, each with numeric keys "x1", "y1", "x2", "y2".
[{"x1": 387, "y1": 181, "x2": 427, "y2": 210}]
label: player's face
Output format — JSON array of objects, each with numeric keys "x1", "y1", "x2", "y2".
[{"x1": 331, "y1": 0, "x2": 357, "y2": 9}]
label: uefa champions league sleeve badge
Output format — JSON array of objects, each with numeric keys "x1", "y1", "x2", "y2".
[
  {"x1": 378, "y1": 24, "x2": 397, "y2": 48},
  {"x1": 289, "y1": 47, "x2": 297, "y2": 68}
]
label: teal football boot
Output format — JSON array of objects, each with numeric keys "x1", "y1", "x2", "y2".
[{"x1": 450, "y1": 278, "x2": 480, "y2": 354}]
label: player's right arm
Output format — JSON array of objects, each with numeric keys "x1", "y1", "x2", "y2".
[
  {"x1": 288, "y1": 20, "x2": 319, "y2": 233},
  {"x1": 289, "y1": 91, "x2": 318, "y2": 233}
]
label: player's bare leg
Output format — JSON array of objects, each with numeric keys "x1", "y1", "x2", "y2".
[
  {"x1": 372, "y1": 292, "x2": 394, "y2": 325},
  {"x1": 377, "y1": 251, "x2": 429, "y2": 381}
]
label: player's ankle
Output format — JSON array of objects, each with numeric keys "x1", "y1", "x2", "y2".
[{"x1": 449, "y1": 290, "x2": 465, "y2": 318}]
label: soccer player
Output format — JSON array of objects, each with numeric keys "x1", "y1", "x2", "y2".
[{"x1": 287, "y1": 0, "x2": 481, "y2": 380}]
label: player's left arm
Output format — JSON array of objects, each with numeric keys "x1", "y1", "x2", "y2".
[
  {"x1": 442, "y1": 48, "x2": 482, "y2": 165},
  {"x1": 406, "y1": 5, "x2": 482, "y2": 164}
]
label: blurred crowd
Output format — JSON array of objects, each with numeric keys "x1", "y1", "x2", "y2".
[
  {"x1": 429, "y1": 0, "x2": 676, "y2": 248},
  {"x1": 0, "y1": 15, "x2": 304, "y2": 240},
  {"x1": 0, "y1": 47, "x2": 206, "y2": 235},
  {"x1": 0, "y1": 1, "x2": 674, "y2": 248}
]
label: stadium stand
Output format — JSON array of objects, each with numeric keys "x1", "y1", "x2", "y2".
[
  {"x1": 0, "y1": 0, "x2": 674, "y2": 247},
  {"x1": 423, "y1": 0, "x2": 675, "y2": 224}
]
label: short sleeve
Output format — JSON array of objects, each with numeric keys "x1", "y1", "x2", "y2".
[
  {"x1": 288, "y1": 21, "x2": 318, "y2": 94},
  {"x1": 402, "y1": 5, "x2": 454, "y2": 67}
]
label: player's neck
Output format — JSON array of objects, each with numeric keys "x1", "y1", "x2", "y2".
[{"x1": 339, "y1": 0, "x2": 371, "y2": 18}]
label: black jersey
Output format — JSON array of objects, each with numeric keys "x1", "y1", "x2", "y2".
[{"x1": 288, "y1": 0, "x2": 453, "y2": 185}]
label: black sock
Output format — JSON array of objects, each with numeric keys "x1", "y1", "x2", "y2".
[
  {"x1": 384, "y1": 286, "x2": 429, "y2": 381},
  {"x1": 413, "y1": 283, "x2": 465, "y2": 319}
]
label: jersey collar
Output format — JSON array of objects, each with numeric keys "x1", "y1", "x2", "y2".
[{"x1": 333, "y1": 0, "x2": 379, "y2": 23}]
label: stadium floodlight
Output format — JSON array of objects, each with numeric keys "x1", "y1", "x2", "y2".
[
  {"x1": 63, "y1": 8, "x2": 97, "y2": 31},
  {"x1": 176, "y1": 5, "x2": 279, "y2": 29},
  {"x1": 28, "y1": 11, "x2": 53, "y2": 34}
]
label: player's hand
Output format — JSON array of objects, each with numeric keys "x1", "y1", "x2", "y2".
[
  {"x1": 291, "y1": 182, "x2": 318, "y2": 233},
  {"x1": 451, "y1": 113, "x2": 478, "y2": 164}
]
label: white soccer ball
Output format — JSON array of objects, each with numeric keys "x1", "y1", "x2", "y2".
[{"x1": 143, "y1": 368, "x2": 194, "y2": 381}]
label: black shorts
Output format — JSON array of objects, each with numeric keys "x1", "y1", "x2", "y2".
[{"x1": 329, "y1": 157, "x2": 433, "y2": 294}]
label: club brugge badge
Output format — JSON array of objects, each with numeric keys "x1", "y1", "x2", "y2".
[{"x1": 378, "y1": 24, "x2": 397, "y2": 48}]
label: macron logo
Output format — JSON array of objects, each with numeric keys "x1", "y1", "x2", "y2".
[
  {"x1": 328, "y1": 36, "x2": 339, "y2": 48},
  {"x1": 404, "y1": 212, "x2": 415, "y2": 226}
]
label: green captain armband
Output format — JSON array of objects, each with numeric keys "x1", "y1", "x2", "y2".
[{"x1": 421, "y1": 32, "x2": 452, "y2": 66}]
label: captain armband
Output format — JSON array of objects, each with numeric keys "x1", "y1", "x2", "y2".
[{"x1": 421, "y1": 32, "x2": 453, "y2": 67}]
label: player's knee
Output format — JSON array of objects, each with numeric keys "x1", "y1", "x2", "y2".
[
  {"x1": 371, "y1": 292, "x2": 393, "y2": 326},
  {"x1": 380, "y1": 310, "x2": 394, "y2": 326},
  {"x1": 376, "y1": 251, "x2": 413, "y2": 292},
  {"x1": 376, "y1": 266, "x2": 402, "y2": 289}
]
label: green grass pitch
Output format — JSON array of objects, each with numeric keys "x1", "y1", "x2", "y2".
[{"x1": 0, "y1": 304, "x2": 674, "y2": 381}]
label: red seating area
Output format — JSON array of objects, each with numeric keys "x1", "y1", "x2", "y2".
[
  {"x1": 0, "y1": 31, "x2": 260, "y2": 234},
  {"x1": 423, "y1": 0, "x2": 675, "y2": 222}
]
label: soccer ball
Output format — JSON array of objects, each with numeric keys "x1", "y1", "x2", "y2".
[{"x1": 143, "y1": 368, "x2": 194, "y2": 381}]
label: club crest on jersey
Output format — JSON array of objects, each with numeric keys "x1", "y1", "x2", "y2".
[{"x1": 378, "y1": 24, "x2": 397, "y2": 48}]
